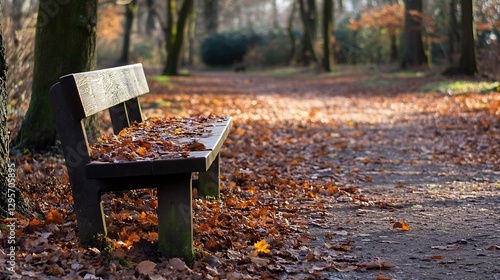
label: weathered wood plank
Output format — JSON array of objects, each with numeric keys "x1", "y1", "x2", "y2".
[
  {"x1": 59, "y1": 63, "x2": 149, "y2": 120},
  {"x1": 157, "y1": 173, "x2": 194, "y2": 261}
]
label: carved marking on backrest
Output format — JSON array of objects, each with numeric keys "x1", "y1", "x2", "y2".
[{"x1": 60, "y1": 63, "x2": 149, "y2": 119}]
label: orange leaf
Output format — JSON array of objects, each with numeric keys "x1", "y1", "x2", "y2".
[
  {"x1": 376, "y1": 273, "x2": 393, "y2": 280},
  {"x1": 29, "y1": 218, "x2": 41, "y2": 226},
  {"x1": 254, "y1": 240, "x2": 271, "y2": 254},
  {"x1": 147, "y1": 232, "x2": 158, "y2": 242},
  {"x1": 128, "y1": 233, "x2": 140, "y2": 243},
  {"x1": 136, "y1": 146, "x2": 147, "y2": 157},
  {"x1": 45, "y1": 209, "x2": 64, "y2": 224},
  {"x1": 393, "y1": 221, "x2": 410, "y2": 231},
  {"x1": 326, "y1": 186, "x2": 339, "y2": 195},
  {"x1": 431, "y1": 255, "x2": 444, "y2": 259}
]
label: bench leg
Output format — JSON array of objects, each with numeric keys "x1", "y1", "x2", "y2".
[
  {"x1": 73, "y1": 180, "x2": 107, "y2": 246},
  {"x1": 198, "y1": 153, "x2": 220, "y2": 197},
  {"x1": 157, "y1": 173, "x2": 194, "y2": 261}
]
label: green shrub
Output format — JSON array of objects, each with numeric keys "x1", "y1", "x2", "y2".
[{"x1": 200, "y1": 31, "x2": 257, "y2": 66}]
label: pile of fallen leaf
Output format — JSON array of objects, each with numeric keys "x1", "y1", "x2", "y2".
[{"x1": 90, "y1": 115, "x2": 227, "y2": 162}]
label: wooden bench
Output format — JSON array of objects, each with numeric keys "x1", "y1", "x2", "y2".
[{"x1": 49, "y1": 63, "x2": 232, "y2": 261}]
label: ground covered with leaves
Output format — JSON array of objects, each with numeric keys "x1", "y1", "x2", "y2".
[{"x1": 3, "y1": 66, "x2": 500, "y2": 279}]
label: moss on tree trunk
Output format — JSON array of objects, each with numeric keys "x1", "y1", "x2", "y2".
[
  {"x1": 15, "y1": 0, "x2": 98, "y2": 149},
  {"x1": 163, "y1": 0, "x2": 194, "y2": 76}
]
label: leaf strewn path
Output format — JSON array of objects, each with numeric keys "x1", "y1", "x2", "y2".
[{"x1": 6, "y1": 68, "x2": 500, "y2": 279}]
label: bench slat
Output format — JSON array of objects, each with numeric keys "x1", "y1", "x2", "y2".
[{"x1": 60, "y1": 63, "x2": 149, "y2": 120}]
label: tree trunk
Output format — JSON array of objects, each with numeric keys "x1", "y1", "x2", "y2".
[
  {"x1": 322, "y1": 0, "x2": 334, "y2": 71},
  {"x1": 11, "y1": 0, "x2": 25, "y2": 32},
  {"x1": 15, "y1": 0, "x2": 99, "y2": 149},
  {"x1": 306, "y1": 0, "x2": 317, "y2": 40},
  {"x1": 204, "y1": 0, "x2": 218, "y2": 34},
  {"x1": 287, "y1": 1, "x2": 297, "y2": 64},
  {"x1": 0, "y1": 16, "x2": 31, "y2": 218},
  {"x1": 337, "y1": 0, "x2": 343, "y2": 13},
  {"x1": 400, "y1": 0, "x2": 428, "y2": 68},
  {"x1": 448, "y1": 0, "x2": 459, "y2": 64},
  {"x1": 146, "y1": 0, "x2": 156, "y2": 36},
  {"x1": 163, "y1": 0, "x2": 193, "y2": 75},
  {"x1": 390, "y1": 31, "x2": 398, "y2": 62},
  {"x1": 298, "y1": 0, "x2": 317, "y2": 64},
  {"x1": 186, "y1": 7, "x2": 196, "y2": 67},
  {"x1": 118, "y1": 0, "x2": 138, "y2": 65},
  {"x1": 272, "y1": 0, "x2": 280, "y2": 32},
  {"x1": 458, "y1": 0, "x2": 477, "y2": 75}
]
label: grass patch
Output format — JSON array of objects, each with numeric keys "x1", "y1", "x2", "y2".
[
  {"x1": 153, "y1": 75, "x2": 173, "y2": 88},
  {"x1": 381, "y1": 71, "x2": 429, "y2": 78},
  {"x1": 356, "y1": 79, "x2": 394, "y2": 88},
  {"x1": 420, "y1": 80, "x2": 499, "y2": 94},
  {"x1": 252, "y1": 67, "x2": 311, "y2": 77}
]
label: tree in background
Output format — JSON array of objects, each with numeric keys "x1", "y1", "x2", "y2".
[
  {"x1": 298, "y1": 0, "x2": 318, "y2": 64},
  {"x1": 322, "y1": 0, "x2": 334, "y2": 71},
  {"x1": 348, "y1": 4, "x2": 404, "y2": 63},
  {"x1": 447, "y1": 0, "x2": 460, "y2": 64},
  {"x1": 287, "y1": 1, "x2": 298, "y2": 64},
  {"x1": 163, "y1": 0, "x2": 194, "y2": 75},
  {"x1": 458, "y1": 0, "x2": 478, "y2": 75},
  {"x1": 0, "y1": 13, "x2": 30, "y2": 217},
  {"x1": 118, "y1": 0, "x2": 139, "y2": 65},
  {"x1": 15, "y1": 0, "x2": 99, "y2": 149},
  {"x1": 400, "y1": 0, "x2": 428, "y2": 68},
  {"x1": 204, "y1": 0, "x2": 218, "y2": 34}
]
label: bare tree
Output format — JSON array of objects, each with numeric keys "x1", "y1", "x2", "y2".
[
  {"x1": 401, "y1": 0, "x2": 428, "y2": 68},
  {"x1": 322, "y1": 0, "x2": 334, "y2": 71}
]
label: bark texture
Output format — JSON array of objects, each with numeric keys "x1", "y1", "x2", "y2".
[
  {"x1": 401, "y1": 0, "x2": 428, "y2": 68},
  {"x1": 16, "y1": 0, "x2": 99, "y2": 149}
]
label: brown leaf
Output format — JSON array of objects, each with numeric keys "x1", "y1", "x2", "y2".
[
  {"x1": 376, "y1": 273, "x2": 393, "y2": 280},
  {"x1": 136, "y1": 260, "x2": 157, "y2": 275},
  {"x1": 45, "y1": 209, "x2": 64, "y2": 224},
  {"x1": 431, "y1": 244, "x2": 461, "y2": 251},
  {"x1": 431, "y1": 255, "x2": 444, "y2": 259},
  {"x1": 361, "y1": 259, "x2": 394, "y2": 270},
  {"x1": 169, "y1": 258, "x2": 188, "y2": 271}
]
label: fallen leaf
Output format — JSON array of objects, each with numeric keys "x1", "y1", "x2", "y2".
[
  {"x1": 136, "y1": 260, "x2": 156, "y2": 275},
  {"x1": 485, "y1": 245, "x2": 500, "y2": 250},
  {"x1": 393, "y1": 221, "x2": 410, "y2": 231},
  {"x1": 361, "y1": 259, "x2": 394, "y2": 270},
  {"x1": 45, "y1": 209, "x2": 64, "y2": 224},
  {"x1": 170, "y1": 258, "x2": 188, "y2": 271},
  {"x1": 376, "y1": 273, "x2": 393, "y2": 280},
  {"x1": 431, "y1": 244, "x2": 461, "y2": 251},
  {"x1": 254, "y1": 239, "x2": 271, "y2": 254}
]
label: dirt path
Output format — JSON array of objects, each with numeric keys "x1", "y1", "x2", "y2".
[{"x1": 161, "y1": 70, "x2": 500, "y2": 279}]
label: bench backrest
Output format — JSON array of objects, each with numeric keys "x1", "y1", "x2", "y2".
[
  {"x1": 59, "y1": 63, "x2": 149, "y2": 120},
  {"x1": 49, "y1": 63, "x2": 149, "y2": 172}
]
